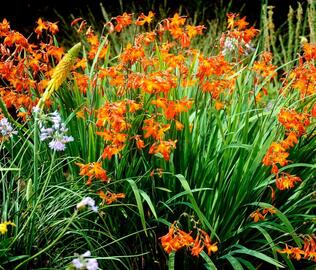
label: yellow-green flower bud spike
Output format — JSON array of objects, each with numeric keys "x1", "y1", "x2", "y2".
[{"x1": 38, "y1": 42, "x2": 82, "y2": 110}]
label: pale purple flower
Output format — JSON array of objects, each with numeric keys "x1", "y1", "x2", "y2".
[
  {"x1": 76, "y1": 197, "x2": 98, "y2": 212},
  {"x1": 0, "y1": 118, "x2": 17, "y2": 138},
  {"x1": 38, "y1": 111, "x2": 73, "y2": 151},
  {"x1": 49, "y1": 139, "x2": 66, "y2": 151},
  {"x1": 70, "y1": 251, "x2": 99, "y2": 270},
  {"x1": 72, "y1": 258, "x2": 84, "y2": 269},
  {"x1": 86, "y1": 259, "x2": 99, "y2": 270}
]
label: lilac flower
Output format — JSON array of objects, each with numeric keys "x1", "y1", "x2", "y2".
[
  {"x1": 86, "y1": 259, "x2": 99, "y2": 270},
  {"x1": 70, "y1": 251, "x2": 99, "y2": 270},
  {"x1": 76, "y1": 197, "x2": 98, "y2": 213},
  {"x1": 49, "y1": 139, "x2": 66, "y2": 151},
  {"x1": 38, "y1": 111, "x2": 73, "y2": 151},
  {"x1": 72, "y1": 258, "x2": 84, "y2": 269},
  {"x1": 0, "y1": 118, "x2": 17, "y2": 139}
]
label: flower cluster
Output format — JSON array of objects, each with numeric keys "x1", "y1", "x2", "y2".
[
  {"x1": 278, "y1": 235, "x2": 316, "y2": 262},
  {"x1": 278, "y1": 109, "x2": 310, "y2": 136},
  {"x1": 0, "y1": 117, "x2": 17, "y2": 141},
  {"x1": 263, "y1": 108, "x2": 311, "y2": 190},
  {"x1": 160, "y1": 222, "x2": 218, "y2": 257},
  {"x1": 76, "y1": 162, "x2": 109, "y2": 185},
  {"x1": 76, "y1": 197, "x2": 98, "y2": 212},
  {"x1": 250, "y1": 207, "x2": 277, "y2": 222},
  {"x1": 0, "y1": 18, "x2": 65, "y2": 115},
  {"x1": 70, "y1": 251, "x2": 99, "y2": 270},
  {"x1": 220, "y1": 13, "x2": 258, "y2": 56},
  {"x1": 38, "y1": 111, "x2": 74, "y2": 151},
  {"x1": 283, "y1": 43, "x2": 316, "y2": 98},
  {"x1": 98, "y1": 190, "x2": 126, "y2": 205},
  {"x1": 276, "y1": 173, "x2": 302, "y2": 191}
]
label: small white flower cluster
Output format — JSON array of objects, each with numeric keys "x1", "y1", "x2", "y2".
[
  {"x1": 71, "y1": 251, "x2": 99, "y2": 270},
  {"x1": 37, "y1": 111, "x2": 74, "y2": 151},
  {"x1": 76, "y1": 197, "x2": 98, "y2": 213},
  {"x1": 0, "y1": 117, "x2": 17, "y2": 140}
]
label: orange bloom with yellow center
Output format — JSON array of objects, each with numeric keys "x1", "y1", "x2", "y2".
[
  {"x1": 135, "y1": 11, "x2": 155, "y2": 26},
  {"x1": 276, "y1": 173, "x2": 302, "y2": 191},
  {"x1": 98, "y1": 190, "x2": 126, "y2": 205},
  {"x1": 76, "y1": 162, "x2": 109, "y2": 185}
]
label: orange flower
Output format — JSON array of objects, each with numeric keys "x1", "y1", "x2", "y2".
[
  {"x1": 101, "y1": 144, "x2": 125, "y2": 160},
  {"x1": 149, "y1": 140, "x2": 177, "y2": 161},
  {"x1": 281, "y1": 132, "x2": 298, "y2": 149},
  {"x1": 169, "y1": 13, "x2": 186, "y2": 27},
  {"x1": 278, "y1": 244, "x2": 293, "y2": 256},
  {"x1": 262, "y1": 142, "x2": 289, "y2": 174},
  {"x1": 200, "y1": 230, "x2": 218, "y2": 256},
  {"x1": 73, "y1": 72, "x2": 89, "y2": 94},
  {"x1": 235, "y1": 16, "x2": 249, "y2": 30},
  {"x1": 278, "y1": 108, "x2": 310, "y2": 136},
  {"x1": 35, "y1": 18, "x2": 48, "y2": 38},
  {"x1": 98, "y1": 190, "x2": 126, "y2": 205},
  {"x1": 0, "y1": 18, "x2": 10, "y2": 36},
  {"x1": 142, "y1": 118, "x2": 170, "y2": 140},
  {"x1": 48, "y1": 21, "x2": 59, "y2": 35},
  {"x1": 291, "y1": 247, "x2": 305, "y2": 261},
  {"x1": 175, "y1": 120, "x2": 184, "y2": 131},
  {"x1": 120, "y1": 43, "x2": 145, "y2": 65},
  {"x1": 250, "y1": 209, "x2": 266, "y2": 222},
  {"x1": 262, "y1": 207, "x2": 277, "y2": 215},
  {"x1": 114, "y1": 12, "x2": 132, "y2": 32},
  {"x1": 135, "y1": 11, "x2": 155, "y2": 26},
  {"x1": 186, "y1": 25, "x2": 205, "y2": 39},
  {"x1": 278, "y1": 245, "x2": 304, "y2": 261},
  {"x1": 160, "y1": 224, "x2": 176, "y2": 254},
  {"x1": 191, "y1": 236, "x2": 204, "y2": 256},
  {"x1": 276, "y1": 173, "x2": 302, "y2": 191},
  {"x1": 160, "y1": 223, "x2": 194, "y2": 254},
  {"x1": 215, "y1": 101, "x2": 224, "y2": 110},
  {"x1": 303, "y1": 235, "x2": 316, "y2": 261},
  {"x1": 134, "y1": 135, "x2": 145, "y2": 150},
  {"x1": 303, "y1": 43, "x2": 316, "y2": 61},
  {"x1": 76, "y1": 162, "x2": 109, "y2": 185}
]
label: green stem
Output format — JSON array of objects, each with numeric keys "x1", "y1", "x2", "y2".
[
  {"x1": 10, "y1": 151, "x2": 56, "y2": 249},
  {"x1": 33, "y1": 112, "x2": 39, "y2": 195}
]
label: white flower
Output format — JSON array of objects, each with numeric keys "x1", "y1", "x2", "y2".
[
  {"x1": 0, "y1": 118, "x2": 17, "y2": 139},
  {"x1": 76, "y1": 197, "x2": 98, "y2": 213},
  {"x1": 72, "y1": 258, "x2": 84, "y2": 269},
  {"x1": 86, "y1": 258, "x2": 99, "y2": 270}
]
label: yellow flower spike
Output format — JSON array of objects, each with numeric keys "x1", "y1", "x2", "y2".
[
  {"x1": 0, "y1": 221, "x2": 16, "y2": 235},
  {"x1": 38, "y1": 42, "x2": 82, "y2": 110}
]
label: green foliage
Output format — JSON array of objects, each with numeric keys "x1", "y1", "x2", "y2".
[{"x1": 0, "y1": 4, "x2": 315, "y2": 270}]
